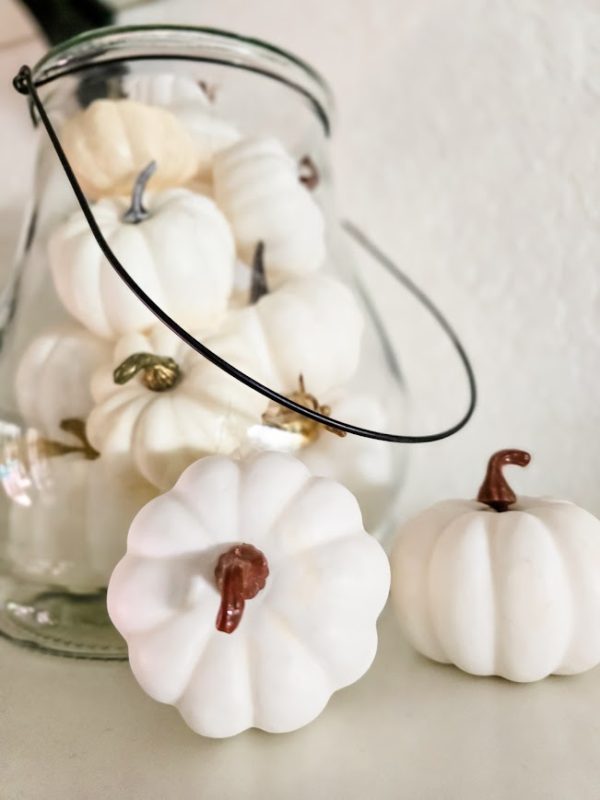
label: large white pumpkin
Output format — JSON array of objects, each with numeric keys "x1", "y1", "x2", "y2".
[
  {"x1": 61, "y1": 98, "x2": 199, "y2": 198},
  {"x1": 391, "y1": 449, "x2": 600, "y2": 683},
  {"x1": 48, "y1": 172, "x2": 235, "y2": 339},
  {"x1": 86, "y1": 325, "x2": 269, "y2": 491},
  {"x1": 124, "y1": 73, "x2": 240, "y2": 175},
  {"x1": 213, "y1": 137, "x2": 326, "y2": 283},
  {"x1": 16, "y1": 325, "x2": 110, "y2": 442},
  {"x1": 108, "y1": 451, "x2": 390, "y2": 737}
]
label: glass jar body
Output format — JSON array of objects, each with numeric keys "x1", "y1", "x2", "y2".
[{"x1": 0, "y1": 26, "x2": 407, "y2": 658}]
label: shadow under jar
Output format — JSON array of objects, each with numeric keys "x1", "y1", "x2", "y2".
[{"x1": 0, "y1": 25, "x2": 408, "y2": 659}]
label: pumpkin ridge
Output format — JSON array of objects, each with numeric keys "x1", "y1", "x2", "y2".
[
  {"x1": 261, "y1": 605, "x2": 333, "y2": 689},
  {"x1": 131, "y1": 603, "x2": 216, "y2": 705},
  {"x1": 495, "y1": 510, "x2": 571, "y2": 682},
  {"x1": 487, "y1": 509, "x2": 502, "y2": 677},
  {"x1": 532, "y1": 510, "x2": 577, "y2": 675},
  {"x1": 428, "y1": 510, "x2": 483, "y2": 666},
  {"x1": 260, "y1": 472, "x2": 318, "y2": 546}
]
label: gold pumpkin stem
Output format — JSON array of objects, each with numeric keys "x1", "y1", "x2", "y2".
[
  {"x1": 113, "y1": 352, "x2": 182, "y2": 392},
  {"x1": 35, "y1": 418, "x2": 99, "y2": 461},
  {"x1": 262, "y1": 374, "x2": 346, "y2": 444}
]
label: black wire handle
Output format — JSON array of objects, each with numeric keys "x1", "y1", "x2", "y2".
[{"x1": 13, "y1": 64, "x2": 476, "y2": 444}]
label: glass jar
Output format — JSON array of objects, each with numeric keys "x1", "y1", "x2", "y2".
[{"x1": 0, "y1": 25, "x2": 413, "y2": 659}]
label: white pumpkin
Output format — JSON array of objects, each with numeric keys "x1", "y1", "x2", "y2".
[
  {"x1": 8, "y1": 451, "x2": 103, "y2": 594},
  {"x1": 213, "y1": 137, "x2": 326, "y2": 282},
  {"x1": 214, "y1": 272, "x2": 364, "y2": 396},
  {"x1": 390, "y1": 449, "x2": 600, "y2": 683},
  {"x1": 16, "y1": 325, "x2": 110, "y2": 442},
  {"x1": 108, "y1": 451, "x2": 390, "y2": 737},
  {"x1": 124, "y1": 73, "x2": 240, "y2": 175},
  {"x1": 86, "y1": 325, "x2": 269, "y2": 491},
  {"x1": 61, "y1": 98, "x2": 199, "y2": 198},
  {"x1": 48, "y1": 166, "x2": 236, "y2": 339},
  {"x1": 8, "y1": 432, "x2": 156, "y2": 593}
]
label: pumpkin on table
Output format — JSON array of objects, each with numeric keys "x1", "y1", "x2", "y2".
[
  {"x1": 48, "y1": 162, "x2": 236, "y2": 339},
  {"x1": 107, "y1": 451, "x2": 390, "y2": 737},
  {"x1": 390, "y1": 449, "x2": 600, "y2": 683}
]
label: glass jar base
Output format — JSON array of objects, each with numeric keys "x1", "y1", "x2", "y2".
[{"x1": 0, "y1": 579, "x2": 127, "y2": 660}]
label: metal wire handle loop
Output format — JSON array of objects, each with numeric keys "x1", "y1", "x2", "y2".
[{"x1": 13, "y1": 63, "x2": 476, "y2": 444}]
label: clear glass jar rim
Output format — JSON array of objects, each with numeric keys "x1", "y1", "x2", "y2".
[{"x1": 31, "y1": 24, "x2": 334, "y2": 132}]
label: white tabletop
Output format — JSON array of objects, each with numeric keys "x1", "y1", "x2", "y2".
[{"x1": 2, "y1": 605, "x2": 598, "y2": 800}]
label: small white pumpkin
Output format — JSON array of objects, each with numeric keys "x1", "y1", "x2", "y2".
[
  {"x1": 391, "y1": 449, "x2": 600, "y2": 683},
  {"x1": 86, "y1": 325, "x2": 269, "y2": 491},
  {"x1": 7, "y1": 422, "x2": 155, "y2": 593},
  {"x1": 16, "y1": 325, "x2": 110, "y2": 442},
  {"x1": 124, "y1": 73, "x2": 240, "y2": 175},
  {"x1": 214, "y1": 266, "x2": 364, "y2": 397},
  {"x1": 48, "y1": 163, "x2": 236, "y2": 339},
  {"x1": 213, "y1": 137, "x2": 326, "y2": 283},
  {"x1": 8, "y1": 449, "x2": 103, "y2": 595},
  {"x1": 61, "y1": 98, "x2": 198, "y2": 198},
  {"x1": 108, "y1": 451, "x2": 390, "y2": 738}
]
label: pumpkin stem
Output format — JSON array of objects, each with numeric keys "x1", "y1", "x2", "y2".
[
  {"x1": 123, "y1": 161, "x2": 157, "y2": 224},
  {"x1": 34, "y1": 418, "x2": 99, "y2": 461},
  {"x1": 113, "y1": 352, "x2": 182, "y2": 392},
  {"x1": 476, "y1": 449, "x2": 531, "y2": 512},
  {"x1": 249, "y1": 241, "x2": 268, "y2": 304},
  {"x1": 198, "y1": 80, "x2": 218, "y2": 102},
  {"x1": 261, "y1": 374, "x2": 347, "y2": 444},
  {"x1": 299, "y1": 155, "x2": 320, "y2": 190},
  {"x1": 215, "y1": 543, "x2": 269, "y2": 634}
]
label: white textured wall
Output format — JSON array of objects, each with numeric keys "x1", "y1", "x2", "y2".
[
  {"x1": 5, "y1": 0, "x2": 600, "y2": 517},
  {"x1": 121, "y1": 0, "x2": 600, "y2": 516}
]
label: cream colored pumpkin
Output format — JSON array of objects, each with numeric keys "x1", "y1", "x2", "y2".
[
  {"x1": 124, "y1": 73, "x2": 240, "y2": 175},
  {"x1": 213, "y1": 137, "x2": 325, "y2": 282},
  {"x1": 86, "y1": 325, "x2": 269, "y2": 491},
  {"x1": 61, "y1": 99, "x2": 198, "y2": 198},
  {"x1": 391, "y1": 450, "x2": 600, "y2": 683},
  {"x1": 48, "y1": 180, "x2": 235, "y2": 339},
  {"x1": 16, "y1": 325, "x2": 110, "y2": 443},
  {"x1": 108, "y1": 451, "x2": 390, "y2": 737}
]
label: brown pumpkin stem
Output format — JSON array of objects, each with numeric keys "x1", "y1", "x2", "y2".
[
  {"x1": 476, "y1": 449, "x2": 531, "y2": 511},
  {"x1": 123, "y1": 161, "x2": 157, "y2": 224},
  {"x1": 113, "y1": 352, "x2": 182, "y2": 392},
  {"x1": 299, "y1": 155, "x2": 320, "y2": 190},
  {"x1": 215, "y1": 543, "x2": 269, "y2": 634},
  {"x1": 249, "y1": 241, "x2": 269, "y2": 304}
]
